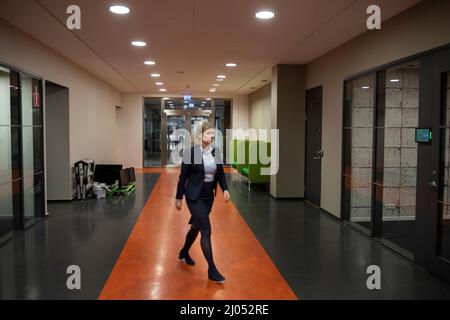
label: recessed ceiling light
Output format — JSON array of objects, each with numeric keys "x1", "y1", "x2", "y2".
[
  {"x1": 131, "y1": 41, "x2": 147, "y2": 47},
  {"x1": 206, "y1": 98, "x2": 212, "y2": 101},
  {"x1": 163, "y1": 97, "x2": 170, "y2": 100},
  {"x1": 226, "y1": 63, "x2": 237, "y2": 67},
  {"x1": 209, "y1": 88, "x2": 216, "y2": 92},
  {"x1": 150, "y1": 73, "x2": 161, "y2": 78},
  {"x1": 213, "y1": 84, "x2": 220, "y2": 87},
  {"x1": 144, "y1": 60, "x2": 156, "y2": 65},
  {"x1": 361, "y1": 86, "x2": 370, "y2": 89},
  {"x1": 217, "y1": 75, "x2": 226, "y2": 79},
  {"x1": 255, "y1": 11, "x2": 275, "y2": 20},
  {"x1": 109, "y1": 5, "x2": 130, "y2": 15},
  {"x1": 216, "y1": 79, "x2": 224, "y2": 82},
  {"x1": 390, "y1": 79, "x2": 400, "y2": 83},
  {"x1": 159, "y1": 88, "x2": 167, "y2": 92},
  {"x1": 155, "y1": 82, "x2": 164, "y2": 86}
]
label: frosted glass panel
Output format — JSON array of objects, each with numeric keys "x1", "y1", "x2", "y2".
[
  {"x1": 23, "y1": 175, "x2": 35, "y2": 218},
  {"x1": 382, "y1": 61, "x2": 419, "y2": 256},
  {"x1": 344, "y1": 74, "x2": 375, "y2": 231},
  {"x1": 0, "y1": 126, "x2": 12, "y2": 184},
  {"x1": 0, "y1": 182, "x2": 13, "y2": 218},
  {"x1": 0, "y1": 67, "x2": 10, "y2": 126}
]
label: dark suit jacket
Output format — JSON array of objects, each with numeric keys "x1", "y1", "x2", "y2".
[{"x1": 176, "y1": 145, "x2": 228, "y2": 201}]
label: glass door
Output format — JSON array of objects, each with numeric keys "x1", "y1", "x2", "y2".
[
  {"x1": 143, "y1": 98, "x2": 161, "y2": 167},
  {"x1": 0, "y1": 65, "x2": 45, "y2": 242},
  {"x1": 416, "y1": 47, "x2": 450, "y2": 284},
  {"x1": 156, "y1": 98, "x2": 214, "y2": 167},
  {"x1": 166, "y1": 115, "x2": 187, "y2": 166},
  {"x1": 440, "y1": 71, "x2": 450, "y2": 262}
]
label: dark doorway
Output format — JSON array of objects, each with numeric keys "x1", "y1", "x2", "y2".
[
  {"x1": 45, "y1": 81, "x2": 70, "y2": 200},
  {"x1": 305, "y1": 86, "x2": 323, "y2": 207},
  {"x1": 416, "y1": 47, "x2": 450, "y2": 284}
]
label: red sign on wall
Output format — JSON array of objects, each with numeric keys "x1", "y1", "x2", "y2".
[{"x1": 33, "y1": 89, "x2": 40, "y2": 108}]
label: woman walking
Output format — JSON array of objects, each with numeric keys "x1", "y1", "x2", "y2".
[{"x1": 175, "y1": 121, "x2": 230, "y2": 283}]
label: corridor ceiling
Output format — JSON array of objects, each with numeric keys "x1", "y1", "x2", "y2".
[{"x1": 0, "y1": 0, "x2": 421, "y2": 95}]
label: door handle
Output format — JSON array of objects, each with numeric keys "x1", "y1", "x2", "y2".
[{"x1": 313, "y1": 150, "x2": 324, "y2": 160}]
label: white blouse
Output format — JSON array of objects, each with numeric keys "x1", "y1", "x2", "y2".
[{"x1": 201, "y1": 145, "x2": 217, "y2": 182}]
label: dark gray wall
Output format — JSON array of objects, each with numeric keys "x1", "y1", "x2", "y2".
[
  {"x1": 45, "y1": 83, "x2": 71, "y2": 200},
  {"x1": 271, "y1": 64, "x2": 306, "y2": 198}
]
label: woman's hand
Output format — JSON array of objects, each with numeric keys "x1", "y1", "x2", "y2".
[
  {"x1": 223, "y1": 190, "x2": 230, "y2": 202},
  {"x1": 175, "y1": 199, "x2": 182, "y2": 211}
]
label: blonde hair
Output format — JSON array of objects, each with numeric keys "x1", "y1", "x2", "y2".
[{"x1": 194, "y1": 120, "x2": 214, "y2": 144}]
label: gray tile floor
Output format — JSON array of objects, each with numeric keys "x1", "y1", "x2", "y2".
[
  {"x1": 1, "y1": 172, "x2": 450, "y2": 300},
  {"x1": 227, "y1": 175, "x2": 450, "y2": 300},
  {"x1": 0, "y1": 173, "x2": 159, "y2": 300}
]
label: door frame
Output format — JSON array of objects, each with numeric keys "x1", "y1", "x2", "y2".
[
  {"x1": 305, "y1": 86, "x2": 323, "y2": 208},
  {"x1": 416, "y1": 47, "x2": 450, "y2": 283}
]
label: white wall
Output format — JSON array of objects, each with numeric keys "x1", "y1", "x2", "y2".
[
  {"x1": 0, "y1": 18, "x2": 122, "y2": 201},
  {"x1": 0, "y1": 18, "x2": 121, "y2": 165},
  {"x1": 249, "y1": 84, "x2": 271, "y2": 135},
  {"x1": 117, "y1": 93, "x2": 143, "y2": 168},
  {"x1": 305, "y1": 0, "x2": 450, "y2": 217}
]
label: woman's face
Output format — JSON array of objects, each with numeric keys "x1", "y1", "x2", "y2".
[{"x1": 201, "y1": 128, "x2": 215, "y2": 145}]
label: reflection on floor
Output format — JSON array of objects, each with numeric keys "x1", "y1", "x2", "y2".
[
  {"x1": 227, "y1": 172, "x2": 450, "y2": 299},
  {"x1": 1, "y1": 168, "x2": 450, "y2": 299},
  {"x1": 0, "y1": 173, "x2": 159, "y2": 299},
  {"x1": 100, "y1": 168, "x2": 297, "y2": 300},
  {"x1": 144, "y1": 152, "x2": 161, "y2": 167},
  {"x1": 358, "y1": 221, "x2": 416, "y2": 255},
  {"x1": 0, "y1": 217, "x2": 13, "y2": 238}
]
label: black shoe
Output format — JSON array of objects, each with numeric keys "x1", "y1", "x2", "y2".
[
  {"x1": 208, "y1": 268, "x2": 225, "y2": 283},
  {"x1": 178, "y1": 250, "x2": 195, "y2": 266}
]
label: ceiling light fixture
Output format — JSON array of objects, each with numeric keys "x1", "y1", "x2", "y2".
[
  {"x1": 390, "y1": 79, "x2": 400, "y2": 83},
  {"x1": 226, "y1": 63, "x2": 237, "y2": 67},
  {"x1": 131, "y1": 41, "x2": 147, "y2": 47},
  {"x1": 361, "y1": 86, "x2": 370, "y2": 89},
  {"x1": 109, "y1": 5, "x2": 130, "y2": 15},
  {"x1": 144, "y1": 60, "x2": 156, "y2": 65},
  {"x1": 217, "y1": 75, "x2": 226, "y2": 79},
  {"x1": 213, "y1": 84, "x2": 220, "y2": 87},
  {"x1": 150, "y1": 73, "x2": 161, "y2": 78},
  {"x1": 255, "y1": 11, "x2": 275, "y2": 20},
  {"x1": 155, "y1": 82, "x2": 164, "y2": 86},
  {"x1": 209, "y1": 88, "x2": 216, "y2": 92},
  {"x1": 159, "y1": 88, "x2": 167, "y2": 92}
]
